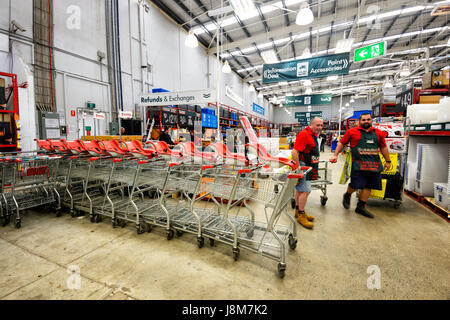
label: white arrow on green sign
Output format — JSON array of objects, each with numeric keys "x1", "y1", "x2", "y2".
[{"x1": 354, "y1": 41, "x2": 386, "y2": 62}]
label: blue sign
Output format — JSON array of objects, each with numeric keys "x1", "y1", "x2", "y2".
[{"x1": 252, "y1": 103, "x2": 265, "y2": 115}]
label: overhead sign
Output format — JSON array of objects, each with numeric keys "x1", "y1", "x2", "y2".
[
  {"x1": 93, "y1": 112, "x2": 105, "y2": 120},
  {"x1": 395, "y1": 81, "x2": 414, "y2": 110},
  {"x1": 286, "y1": 94, "x2": 332, "y2": 107},
  {"x1": 252, "y1": 103, "x2": 264, "y2": 115},
  {"x1": 354, "y1": 41, "x2": 386, "y2": 62},
  {"x1": 295, "y1": 111, "x2": 323, "y2": 119},
  {"x1": 119, "y1": 111, "x2": 133, "y2": 119},
  {"x1": 225, "y1": 86, "x2": 244, "y2": 106},
  {"x1": 138, "y1": 88, "x2": 216, "y2": 106},
  {"x1": 262, "y1": 53, "x2": 350, "y2": 84}
]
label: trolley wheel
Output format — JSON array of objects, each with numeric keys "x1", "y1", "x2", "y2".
[
  {"x1": 145, "y1": 223, "x2": 152, "y2": 233},
  {"x1": 209, "y1": 238, "x2": 215, "y2": 247},
  {"x1": 167, "y1": 229, "x2": 174, "y2": 240},
  {"x1": 288, "y1": 234, "x2": 298, "y2": 250},
  {"x1": 320, "y1": 196, "x2": 328, "y2": 207},
  {"x1": 136, "y1": 224, "x2": 145, "y2": 235},
  {"x1": 176, "y1": 230, "x2": 184, "y2": 237},
  {"x1": 232, "y1": 248, "x2": 240, "y2": 261},
  {"x1": 56, "y1": 210, "x2": 62, "y2": 217},
  {"x1": 197, "y1": 237, "x2": 204, "y2": 248},
  {"x1": 112, "y1": 218, "x2": 119, "y2": 228},
  {"x1": 70, "y1": 209, "x2": 77, "y2": 218},
  {"x1": 94, "y1": 214, "x2": 102, "y2": 223},
  {"x1": 14, "y1": 219, "x2": 21, "y2": 229},
  {"x1": 277, "y1": 263, "x2": 286, "y2": 279},
  {"x1": 246, "y1": 228, "x2": 254, "y2": 239},
  {"x1": 119, "y1": 219, "x2": 127, "y2": 228},
  {"x1": 291, "y1": 198, "x2": 296, "y2": 209},
  {"x1": 90, "y1": 215, "x2": 95, "y2": 223},
  {"x1": 394, "y1": 202, "x2": 401, "y2": 209},
  {"x1": 2, "y1": 216, "x2": 10, "y2": 227}
]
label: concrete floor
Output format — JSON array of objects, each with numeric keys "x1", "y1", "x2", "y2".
[{"x1": 0, "y1": 150, "x2": 449, "y2": 300}]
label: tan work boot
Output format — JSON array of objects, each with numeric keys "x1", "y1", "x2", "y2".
[
  {"x1": 295, "y1": 209, "x2": 314, "y2": 222},
  {"x1": 296, "y1": 211, "x2": 314, "y2": 229},
  {"x1": 304, "y1": 211, "x2": 314, "y2": 222}
]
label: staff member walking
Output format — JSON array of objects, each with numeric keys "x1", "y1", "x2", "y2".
[
  {"x1": 291, "y1": 117, "x2": 323, "y2": 229},
  {"x1": 329, "y1": 113, "x2": 391, "y2": 218}
]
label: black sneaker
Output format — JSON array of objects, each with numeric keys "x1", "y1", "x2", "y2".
[
  {"x1": 355, "y1": 206, "x2": 374, "y2": 219},
  {"x1": 342, "y1": 192, "x2": 351, "y2": 209}
]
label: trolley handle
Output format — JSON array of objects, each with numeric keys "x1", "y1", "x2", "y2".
[
  {"x1": 201, "y1": 163, "x2": 222, "y2": 171},
  {"x1": 238, "y1": 163, "x2": 264, "y2": 175},
  {"x1": 89, "y1": 157, "x2": 99, "y2": 162},
  {"x1": 169, "y1": 162, "x2": 181, "y2": 168},
  {"x1": 287, "y1": 173, "x2": 305, "y2": 179},
  {"x1": 114, "y1": 158, "x2": 123, "y2": 163},
  {"x1": 70, "y1": 156, "x2": 79, "y2": 160},
  {"x1": 137, "y1": 160, "x2": 147, "y2": 165}
]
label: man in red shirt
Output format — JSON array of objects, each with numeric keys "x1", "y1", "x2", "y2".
[
  {"x1": 329, "y1": 113, "x2": 391, "y2": 218},
  {"x1": 291, "y1": 117, "x2": 323, "y2": 229}
]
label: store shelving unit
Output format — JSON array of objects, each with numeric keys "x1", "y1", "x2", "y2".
[{"x1": 405, "y1": 123, "x2": 450, "y2": 223}]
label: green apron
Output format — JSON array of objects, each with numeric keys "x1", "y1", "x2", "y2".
[
  {"x1": 301, "y1": 135, "x2": 320, "y2": 180},
  {"x1": 351, "y1": 130, "x2": 383, "y2": 172}
]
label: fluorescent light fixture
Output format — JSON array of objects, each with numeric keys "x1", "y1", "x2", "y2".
[
  {"x1": 335, "y1": 38, "x2": 355, "y2": 53},
  {"x1": 296, "y1": 1, "x2": 314, "y2": 26},
  {"x1": 261, "y1": 49, "x2": 279, "y2": 64},
  {"x1": 185, "y1": 30, "x2": 198, "y2": 48},
  {"x1": 229, "y1": 0, "x2": 258, "y2": 20},
  {"x1": 279, "y1": 81, "x2": 288, "y2": 86},
  {"x1": 208, "y1": 5, "x2": 234, "y2": 17},
  {"x1": 327, "y1": 75, "x2": 339, "y2": 81},
  {"x1": 303, "y1": 79, "x2": 312, "y2": 87},
  {"x1": 222, "y1": 60, "x2": 231, "y2": 73},
  {"x1": 305, "y1": 87, "x2": 312, "y2": 94},
  {"x1": 248, "y1": 84, "x2": 255, "y2": 92}
]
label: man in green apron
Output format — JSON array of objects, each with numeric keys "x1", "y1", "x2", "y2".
[{"x1": 329, "y1": 113, "x2": 391, "y2": 218}]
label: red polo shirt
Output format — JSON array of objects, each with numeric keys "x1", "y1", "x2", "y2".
[
  {"x1": 293, "y1": 126, "x2": 317, "y2": 154},
  {"x1": 340, "y1": 126, "x2": 387, "y2": 148}
]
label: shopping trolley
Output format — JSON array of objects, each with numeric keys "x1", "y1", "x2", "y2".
[
  {"x1": 200, "y1": 165, "x2": 311, "y2": 278},
  {"x1": 0, "y1": 155, "x2": 61, "y2": 228}
]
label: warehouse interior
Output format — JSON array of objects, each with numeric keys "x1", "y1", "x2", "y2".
[{"x1": 0, "y1": 0, "x2": 449, "y2": 301}]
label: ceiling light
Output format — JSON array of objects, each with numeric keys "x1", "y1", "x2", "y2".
[
  {"x1": 301, "y1": 47, "x2": 312, "y2": 58},
  {"x1": 400, "y1": 63, "x2": 411, "y2": 77},
  {"x1": 296, "y1": 1, "x2": 314, "y2": 26},
  {"x1": 257, "y1": 91, "x2": 263, "y2": 98},
  {"x1": 335, "y1": 38, "x2": 355, "y2": 53},
  {"x1": 230, "y1": 0, "x2": 257, "y2": 20},
  {"x1": 185, "y1": 30, "x2": 198, "y2": 48},
  {"x1": 248, "y1": 84, "x2": 255, "y2": 92},
  {"x1": 345, "y1": 103, "x2": 350, "y2": 107},
  {"x1": 261, "y1": 49, "x2": 279, "y2": 64},
  {"x1": 327, "y1": 75, "x2": 338, "y2": 81},
  {"x1": 222, "y1": 60, "x2": 231, "y2": 73},
  {"x1": 349, "y1": 97, "x2": 355, "y2": 103},
  {"x1": 447, "y1": 37, "x2": 450, "y2": 46},
  {"x1": 305, "y1": 87, "x2": 312, "y2": 94},
  {"x1": 303, "y1": 79, "x2": 312, "y2": 87},
  {"x1": 383, "y1": 77, "x2": 393, "y2": 88}
]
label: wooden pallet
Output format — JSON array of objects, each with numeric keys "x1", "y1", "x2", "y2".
[{"x1": 404, "y1": 190, "x2": 450, "y2": 223}]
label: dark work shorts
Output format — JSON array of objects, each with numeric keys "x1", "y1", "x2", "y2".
[{"x1": 349, "y1": 169, "x2": 383, "y2": 190}]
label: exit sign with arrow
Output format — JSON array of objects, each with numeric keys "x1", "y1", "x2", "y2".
[{"x1": 354, "y1": 41, "x2": 386, "y2": 62}]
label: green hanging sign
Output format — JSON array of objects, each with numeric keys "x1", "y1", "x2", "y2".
[
  {"x1": 354, "y1": 42, "x2": 386, "y2": 62},
  {"x1": 286, "y1": 94, "x2": 332, "y2": 107},
  {"x1": 262, "y1": 53, "x2": 350, "y2": 84},
  {"x1": 295, "y1": 111, "x2": 323, "y2": 119}
]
